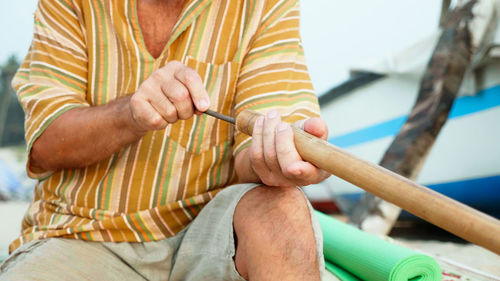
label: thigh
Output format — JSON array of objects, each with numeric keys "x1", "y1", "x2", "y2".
[{"x1": 0, "y1": 238, "x2": 145, "y2": 281}]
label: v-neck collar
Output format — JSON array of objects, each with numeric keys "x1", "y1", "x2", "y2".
[{"x1": 130, "y1": 0, "x2": 214, "y2": 61}]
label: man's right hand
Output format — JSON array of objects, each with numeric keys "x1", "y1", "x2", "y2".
[{"x1": 129, "y1": 60, "x2": 210, "y2": 134}]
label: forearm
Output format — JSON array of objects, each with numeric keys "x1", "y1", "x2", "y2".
[{"x1": 31, "y1": 96, "x2": 146, "y2": 171}]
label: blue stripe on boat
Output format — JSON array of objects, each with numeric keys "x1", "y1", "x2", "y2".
[
  {"x1": 338, "y1": 174, "x2": 500, "y2": 218},
  {"x1": 329, "y1": 84, "x2": 500, "y2": 148}
]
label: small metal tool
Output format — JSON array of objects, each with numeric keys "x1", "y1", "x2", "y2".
[{"x1": 204, "y1": 109, "x2": 235, "y2": 124}]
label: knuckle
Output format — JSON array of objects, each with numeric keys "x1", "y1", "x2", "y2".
[
  {"x1": 130, "y1": 95, "x2": 141, "y2": 108},
  {"x1": 168, "y1": 60, "x2": 182, "y2": 69},
  {"x1": 282, "y1": 167, "x2": 293, "y2": 178},
  {"x1": 184, "y1": 68, "x2": 200, "y2": 84},
  {"x1": 264, "y1": 150, "x2": 277, "y2": 162},
  {"x1": 250, "y1": 148, "x2": 264, "y2": 163},
  {"x1": 150, "y1": 70, "x2": 165, "y2": 82},
  {"x1": 276, "y1": 143, "x2": 292, "y2": 155},
  {"x1": 164, "y1": 108, "x2": 177, "y2": 121},
  {"x1": 178, "y1": 108, "x2": 193, "y2": 120},
  {"x1": 149, "y1": 116, "x2": 163, "y2": 127},
  {"x1": 261, "y1": 175, "x2": 276, "y2": 187},
  {"x1": 262, "y1": 129, "x2": 274, "y2": 138},
  {"x1": 173, "y1": 86, "x2": 189, "y2": 100}
]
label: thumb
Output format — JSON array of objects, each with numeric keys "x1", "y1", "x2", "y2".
[{"x1": 294, "y1": 118, "x2": 328, "y2": 140}]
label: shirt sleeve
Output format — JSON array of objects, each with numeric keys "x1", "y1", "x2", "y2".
[
  {"x1": 232, "y1": 0, "x2": 320, "y2": 157},
  {"x1": 12, "y1": 0, "x2": 89, "y2": 179}
]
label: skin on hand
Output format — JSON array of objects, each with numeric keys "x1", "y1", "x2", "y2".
[
  {"x1": 238, "y1": 110, "x2": 330, "y2": 187},
  {"x1": 129, "y1": 60, "x2": 210, "y2": 135}
]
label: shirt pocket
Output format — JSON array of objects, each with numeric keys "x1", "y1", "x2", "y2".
[{"x1": 167, "y1": 56, "x2": 240, "y2": 154}]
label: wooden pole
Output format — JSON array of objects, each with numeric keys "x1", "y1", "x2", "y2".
[{"x1": 235, "y1": 109, "x2": 500, "y2": 255}]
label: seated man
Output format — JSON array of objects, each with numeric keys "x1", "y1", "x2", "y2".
[{"x1": 0, "y1": 0, "x2": 329, "y2": 280}]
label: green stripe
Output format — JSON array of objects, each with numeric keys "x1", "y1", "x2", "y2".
[
  {"x1": 244, "y1": 47, "x2": 304, "y2": 67},
  {"x1": 125, "y1": 215, "x2": 148, "y2": 241},
  {"x1": 57, "y1": 0, "x2": 74, "y2": 12},
  {"x1": 29, "y1": 62, "x2": 86, "y2": 92},
  {"x1": 60, "y1": 169, "x2": 76, "y2": 201},
  {"x1": 17, "y1": 85, "x2": 51, "y2": 100},
  {"x1": 95, "y1": 153, "x2": 120, "y2": 209},
  {"x1": 189, "y1": 65, "x2": 216, "y2": 152},
  {"x1": 235, "y1": 0, "x2": 257, "y2": 61},
  {"x1": 189, "y1": 198, "x2": 201, "y2": 213},
  {"x1": 102, "y1": 165, "x2": 117, "y2": 210},
  {"x1": 97, "y1": 0, "x2": 109, "y2": 103},
  {"x1": 152, "y1": 141, "x2": 171, "y2": 206},
  {"x1": 34, "y1": 18, "x2": 47, "y2": 28},
  {"x1": 134, "y1": 213, "x2": 155, "y2": 241},
  {"x1": 209, "y1": 144, "x2": 221, "y2": 187},
  {"x1": 214, "y1": 142, "x2": 229, "y2": 186},
  {"x1": 166, "y1": 0, "x2": 214, "y2": 48},
  {"x1": 183, "y1": 200, "x2": 197, "y2": 218},
  {"x1": 240, "y1": 98, "x2": 317, "y2": 112},
  {"x1": 160, "y1": 140, "x2": 178, "y2": 205},
  {"x1": 236, "y1": 91, "x2": 316, "y2": 110},
  {"x1": 191, "y1": 4, "x2": 212, "y2": 57},
  {"x1": 260, "y1": 0, "x2": 290, "y2": 30}
]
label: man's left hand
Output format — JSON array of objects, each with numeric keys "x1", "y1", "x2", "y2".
[{"x1": 235, "y1": 110, "x2": 330, "y2": 187}]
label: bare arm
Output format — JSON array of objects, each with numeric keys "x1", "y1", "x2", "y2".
[
  {"x1": 31, "y1": 61, "x2": 210, "y2": 172},
  {"x1": 31, "y1": 96, "x2": 141, "y2": 171}
]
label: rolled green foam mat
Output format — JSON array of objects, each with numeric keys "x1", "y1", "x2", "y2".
[{"x1": 315, "y1": 211, "x2": 442, "y2": 281}]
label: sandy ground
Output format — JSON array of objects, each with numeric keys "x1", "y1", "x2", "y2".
[
  {"x1": 389, "y1": 220, "x2": 500, "y2": 279},
  {"x1": 0, "y1": 201, "x2": 29, "y2": 262}
]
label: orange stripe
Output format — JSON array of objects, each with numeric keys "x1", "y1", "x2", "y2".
[
  {"x1": 257, "y1": 1, "x2": 292, "y2": 35},
  {"x1": 31, "y1": 68, "x2": 87, "y2": 90},
  {"x1": 130, "y1": 214, "x2": 150, "y2": 242},
  {"x1": 95, "y1": 0, "x2": 104, "y2": 104},
  {"x1": 157, "y1": 141, "x2": 174, "y2": 204},
  {"x1": 210, "y1": 144, "x2": 225, "y2": 186},
  {"x1": 18, "y1": 85, "x2": 42, "y2": 98},
  {"x1": 236, "y1": 93, "x2": 312, "y2": 114},
  {"x1": 130, "y1": 0, "x2": 150, "y2": 70},
  {"x1": 184, "y1": 199, "x2": 200, "y2": 216}
]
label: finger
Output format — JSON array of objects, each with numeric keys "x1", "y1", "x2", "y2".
[
  {"x1": 294, "y1": 117, "x2": 328, "y2": 140},
  {"x1": 275, "y1": 122, "x2": 303, "y2": 179},
  {"x1": 161, "y1": 79, "x2": 193, "y2": 120},
  {"x1": 262, "y1": 110, "x2": 282, "y2": 173},
  {"x1": 174, "y1": 66, "x2": 210, "y2": 112},
  {"x1": 130, "y1": 95, "x2": 168, "y2": 131},
  {"x1": 147, "y1": 87, "x2": 178, "y2": 124},
  {"x1": 249, "y1": 116, "x2": 272, "y2": 181},
  {"x1": 286, "y1": 161, "x2": 330, "y2": 185}
]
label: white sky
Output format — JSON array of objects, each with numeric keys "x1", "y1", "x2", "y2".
[{"x1": 0, "y1": 0, "x2": 440, "y2": 95}]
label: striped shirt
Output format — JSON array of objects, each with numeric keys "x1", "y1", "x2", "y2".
[{"x1": 11, "y1": 0, "x2": 320, "y2": 252}]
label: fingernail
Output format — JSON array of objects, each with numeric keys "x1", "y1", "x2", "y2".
[
  {"x1": 198, "y1": 98, "x2": 210, "y2": 110},
  {"x1": 277, "y1": 122, "x2": 288, "y2": 132},
  {"x1": 255, "y1": 116, "x2": 264, "y2": 127},
  {"x1": 293, "y1": 169, "x2": 302, "y2": 176},
  {"x1": 267, "y1": 110, "x2": 278, "y2": 119}
]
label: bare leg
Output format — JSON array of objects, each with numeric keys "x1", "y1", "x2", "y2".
[{"x1": 233, "y1": 186, "x2": 320, "y2": 281}]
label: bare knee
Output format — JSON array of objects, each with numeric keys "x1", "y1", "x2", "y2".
[
  {"x1": 233, "y1": 186, "x2": 318, "y2": 280},
  {"x1": 234, "y1": 186, "x2": 310, "y2": 231}
]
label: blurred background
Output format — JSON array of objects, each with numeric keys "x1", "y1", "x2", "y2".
[{"x1": 1, "y1": 0, "x2": 499, "y2": 278}]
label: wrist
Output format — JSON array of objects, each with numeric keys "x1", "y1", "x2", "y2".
[
  {"x1": 114, "y1": 96, "x2": 148, "y2": 138},
  {"x1": 234, "y1": 148, "x2": 261, "y2": 184}
]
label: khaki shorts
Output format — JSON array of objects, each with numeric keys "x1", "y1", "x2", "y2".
[{"x1": 0, "y1": 183, "x2": 324, "y2": 281}]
